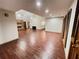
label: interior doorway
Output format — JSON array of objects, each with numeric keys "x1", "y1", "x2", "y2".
[
  {"x1": 68, "y1": 13, "x2": 79, "y2": 59},
  {"x1": 62, "y1": 9, "x2": 72, "y2": 48},
  {"x1": 17, "y1": 20, "x2": 27, "y2": 31}
]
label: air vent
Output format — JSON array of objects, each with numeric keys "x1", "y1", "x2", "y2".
[{"x1": 4, "y1": 13, "x2": 9, "y2": 17}]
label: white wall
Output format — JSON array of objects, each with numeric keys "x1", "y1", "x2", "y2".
[
  {"x1": 65, "y1": 0, "x2": 78, "y2": 59},
  {"x1": 0, "y1": 11, "x2": 3, "y2": 44},
  {"x1": 45, "y1": 17, "x2": 64, "y2": 33},
  {"x1": 29, "y1": 15, "x2": 45, "y2": 29},
  {"x1": 0, "y1": 20, "x2": 3, "y2": 44},
  {"x1": 0, "y1": 9, "x2": 18, "y2": 44}
]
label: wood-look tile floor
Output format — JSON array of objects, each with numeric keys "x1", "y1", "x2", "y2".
[{"x1": 0, "y1": 29, "x2": 65, "y2": 59}]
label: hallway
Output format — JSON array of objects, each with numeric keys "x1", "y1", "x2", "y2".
[{"x1": 0, "y1": 29, "x2": 65, "y2": 59}]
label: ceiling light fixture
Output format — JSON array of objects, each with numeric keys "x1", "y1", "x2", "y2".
[
  {"x1": 30, "y1": 17, "x2": 32, "y2": 19},
  {"x1": 45, "y1": 9, "x2": 49, "y2": 13},
  {"x1": 36, "y1": 1, "x2": 41, "y2": 7}
]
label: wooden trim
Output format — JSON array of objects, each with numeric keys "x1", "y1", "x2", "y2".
[{"x1": 0, "y1": 38, "x2": 18, "y2": 46}]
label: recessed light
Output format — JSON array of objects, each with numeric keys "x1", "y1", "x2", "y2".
[
  {"x1": 45, "y1": 9, "x2": 49, "y2": 13},
  {"x1": 36, "y1": 1, "x2": 41, "y2": 7},
  {"x1": 30, "y1": 17, "x2": 32, "y2": 19}
]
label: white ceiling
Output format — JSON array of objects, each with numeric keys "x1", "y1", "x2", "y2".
[
  {"x1": 0, "y1": 0, "x2": 74, "y2": 16},
  {"x1": 16, "y1": 9, "x2": 44, "y2": 20}
]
